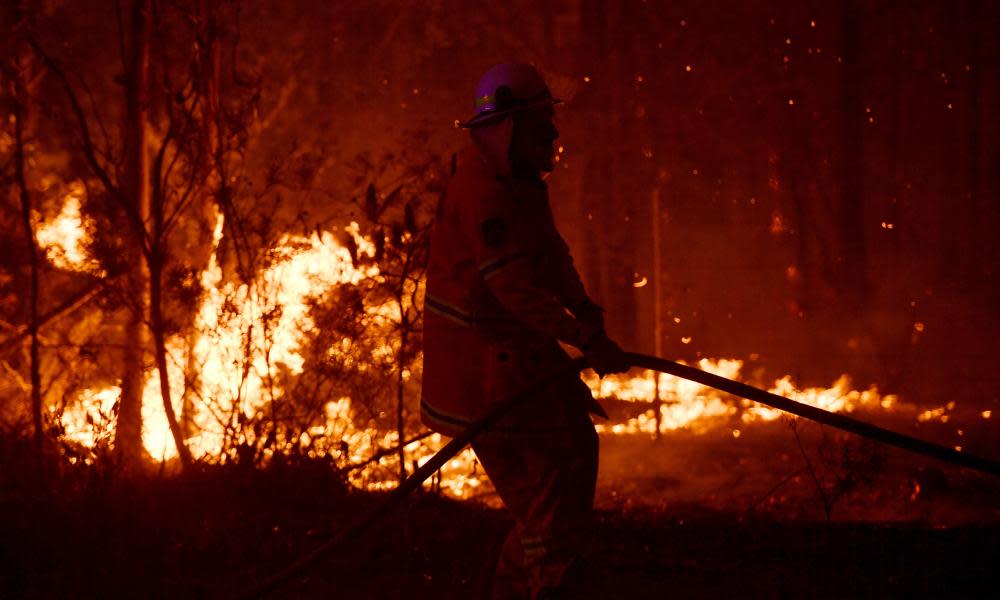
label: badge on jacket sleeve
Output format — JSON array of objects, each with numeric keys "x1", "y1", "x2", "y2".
[{"x1": 481, "y1": 217, "x2": 507, "y2": 248}]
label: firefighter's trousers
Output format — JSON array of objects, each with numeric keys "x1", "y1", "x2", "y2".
[{"x1": 472, "y1": 408, "x2": 599, "y2": 599}]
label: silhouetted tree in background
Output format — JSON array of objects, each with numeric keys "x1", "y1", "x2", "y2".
[{"x1": 6, "y1": 6, "x2": 45, "y2": 458}]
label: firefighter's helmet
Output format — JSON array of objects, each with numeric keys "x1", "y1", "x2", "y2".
[{"x1": 458, "y1": 63, "x2": 563, "y2": 129}]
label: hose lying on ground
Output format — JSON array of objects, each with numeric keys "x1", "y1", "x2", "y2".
[{"x1": 235, "y1": 353, "x2": 1000, "y2": 598}]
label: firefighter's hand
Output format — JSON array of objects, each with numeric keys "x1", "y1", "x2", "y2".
[{"x1": 582, "y1": 331, "x2": 631, "y2": 377}]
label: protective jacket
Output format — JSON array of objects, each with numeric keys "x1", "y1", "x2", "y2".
[{"x1": 420, "y1": 141, "x2": 599, "y2": 437}]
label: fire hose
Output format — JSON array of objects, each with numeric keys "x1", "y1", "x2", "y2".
[{"x1": 236, "y1": 352, "x2": 1000, "y2": 598}]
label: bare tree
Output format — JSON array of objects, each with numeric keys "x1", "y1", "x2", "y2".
[
  {"x1": 118, "y1": 0, "x2": 158, "y2": 468},
  {"x1": 838, "y1": 0, "x2": 867, "y2": 302},
  {"x1": 353, "y1": 145, "x2": 443, "y2": 483},
  {"x1": 7, "y1": 5, "x2": 43, "y2": 455},
  {"x1": 27, "y1": 0, "x2": 256, "y2": 470}
]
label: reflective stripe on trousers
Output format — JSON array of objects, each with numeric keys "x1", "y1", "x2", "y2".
[{"x1": 472, "y1": 408, "x2": 598, "y2": 599}]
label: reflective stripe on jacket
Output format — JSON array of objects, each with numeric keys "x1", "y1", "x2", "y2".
[{"x1": 420, "y1": 140, "x2": 596, "y2": 437}]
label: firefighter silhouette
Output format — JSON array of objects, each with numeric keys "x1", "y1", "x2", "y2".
[{"x1": 421, "y1": 63, "x2": 630, "y2": 599}]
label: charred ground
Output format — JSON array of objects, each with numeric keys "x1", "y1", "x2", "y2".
[{"x1": 3, "y1": 430, "x2": 998, "y2": 600}]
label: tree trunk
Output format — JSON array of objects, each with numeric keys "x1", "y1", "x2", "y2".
[
  {"x1": 396, "y1": 353, "x2": 407, "y2": 484},
  {"x1": 115, "y1": 0, "x2": 153, "y2": 469},
  {"x1": 147, "y1": 0, "x2": 193, "y2": 469},
  {"x1": 651, "y1": 187, "x2": 663, "y2": 438},
  {"x1": 0, "y1": 281, "x2": 104, "y2": 355},
  {"x1": 149, "y1": 251, "x2": 193, "y2": 468},
  {"x1": 12, "y1": 46, "x2": 43, "y2": 456},
  {"x1": 838, "y1": 0, "x2": 867, "y2": 304},
  {"x1": 396, "y1": 293, "x2": 409, "y2": 485},
  {"x1": 180, "y1": 329, "x2": 198, "y2": 440},
  {"x1": 958, "y1": 0, "x2": 982, "y2": 288},
  {"x1": 578, "y1": 0, "x2": 607, "y2": 298}
]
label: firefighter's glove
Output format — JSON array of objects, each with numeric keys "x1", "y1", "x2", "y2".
[{"x1": 582, "y1": 331, "x2": 631, "y2": 378}]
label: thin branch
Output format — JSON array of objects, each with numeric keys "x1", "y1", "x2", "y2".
[
  {"x1": 26, "y1": 37, "x2": 153, "y2": 255},
  {"x1": 75, "y1": 72, "x2": 115, "y2": 163},
  {"x1": 335, "y1": 430, "x2": 435, "y2": 476},
  {"x1": 26, "y1": 39, "x2": 118, "y2": 197},
  {"x1": 153, "y1": 123, "x2": 176, "y2": 196},
  {"x1": 114, "y1": 0, "x2": 128, "y2": 77},
  {"x1": 151, "y1": 125, "x2": 174, "y2": 244},
  {"x1": 790, "y1": 419, "x2": 832, "y2": 521},
  {"x1": 0, "y1": 280, "x2": 110, "y2": 355},
  {"x1": 742, "y1": 466, "x2": 807, "y2": 516},
  {"x1": 163, "y1": 147, "x2": 204, "y2": 237},
  {"x1": 161, "y1": 135, "x2": 183, "y2": 188}
]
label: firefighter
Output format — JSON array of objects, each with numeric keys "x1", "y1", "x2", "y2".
[{"x1": 421, "y1": 62, "x2": 630, "y2": 599}]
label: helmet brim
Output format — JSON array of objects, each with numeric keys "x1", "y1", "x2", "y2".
[{"x1": 458, "y1": 97, "x2": 563, "y2": 129}]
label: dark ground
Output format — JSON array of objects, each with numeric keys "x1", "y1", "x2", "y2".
[{"x1": 1, "y1": 444, "x2": 998, "y2": 600}]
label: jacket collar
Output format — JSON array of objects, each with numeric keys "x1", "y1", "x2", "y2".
[{"x1": 464, "y1": 139, "x2": 547, "y2": 190}]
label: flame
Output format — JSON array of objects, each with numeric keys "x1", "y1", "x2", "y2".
[
  {"x1": 139, "y1": 214, "x2": 384, "y2": 460},
  {"x1": 34, "y1": 182, "x2": 103, "y2": 274},
  {"x1": 61, "y1": 210, "x2": 478, "y2": 495},
  {"x1": 50, "y1": 202, "x2": 466, "y2": 494},
  {"x1": 588, "y1": 359, "x2": 897, "y2": 436},
  {"x1": 59, "y1": 387, "x2": 118, "y2": 460},
  {"x1": 46, "y1": 199, "x2": 945, "y2": 502}
]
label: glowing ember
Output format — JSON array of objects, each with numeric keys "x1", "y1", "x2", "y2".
[{"x1": 918, "y1": 401, "x2": 955, "y2": 424}]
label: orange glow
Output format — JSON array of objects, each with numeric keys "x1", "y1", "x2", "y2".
[
  {"x1": 47, "y1": 203, "x2": 948, "y2": 501},
  {"x1": 917, "y1": 401, "x2": 955, "y2": 423},
  {"x1": 35, "y1": 182, "x2": 103, "y2": 275},
  {"x1": 587, "y1": 359, "x2": 899, "y2": 437}
]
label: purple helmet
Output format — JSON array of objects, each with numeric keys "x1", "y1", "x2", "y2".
[{"x1": 458, "y1": 63, "x2": 563, "y2": 129}]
